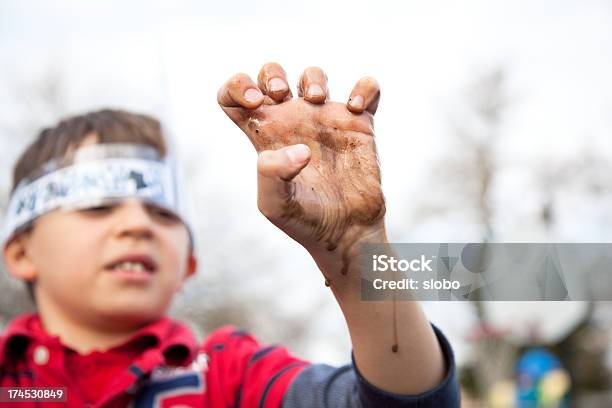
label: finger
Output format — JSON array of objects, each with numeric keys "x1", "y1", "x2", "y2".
[
  {"x1": 257, "y1": 144, "x2": 311, "y2": 219},
  {"x1": 217, "y1": 73, "x2": 265, "y2": 109},
  {"x1": 347, "y1": 76, "x2": 380, "y2": 114},
  {"x1": 257, "y1": 62, "x2": 292, "y2": 103},
  {"x1": 297, "y1": 67, "x2": 329, "y2": 104}
]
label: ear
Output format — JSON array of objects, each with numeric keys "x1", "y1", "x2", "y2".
[
  {"x1": 3, "y1": 234, "x2": 37, "y2": 282},
  {"x1": 185, "y1": 254, "x2": 197, "y2": 279}
]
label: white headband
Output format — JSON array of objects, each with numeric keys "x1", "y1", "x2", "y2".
[{"x1": 2, "y1": 143, "x2": 192, "y2": 248}]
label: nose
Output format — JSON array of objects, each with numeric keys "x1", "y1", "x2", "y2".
[{"x1": 112, "y1": 200, "x2": 155, "y2": 241}]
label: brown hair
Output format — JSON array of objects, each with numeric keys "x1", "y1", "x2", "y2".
[{"x1": 12, "y1": 109, "x2": 167, "y2": 192}]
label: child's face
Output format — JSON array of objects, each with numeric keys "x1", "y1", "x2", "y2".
[{"x1": 5, "y1": 199, "x2": 195, "y2": 328}]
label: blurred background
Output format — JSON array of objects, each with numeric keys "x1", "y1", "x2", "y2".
[{"x1": 1, "y1": 1, "x2": 611, "y2": 406}]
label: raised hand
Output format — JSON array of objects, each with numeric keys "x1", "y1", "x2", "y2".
[
  {"x1": 218, "y1": 65, "x2": 450, "y2": 396},
  {"x1": 218, "y1": 63, "x2": 386, "y2": 277}
]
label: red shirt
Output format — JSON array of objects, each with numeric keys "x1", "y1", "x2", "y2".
[{"x1": 0, "y1": 314, "x2": 309, "y2": 407}]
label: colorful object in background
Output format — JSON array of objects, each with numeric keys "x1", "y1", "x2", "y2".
[
  {"x1": 488, "y1": 380, "x2": 516, "y2": 408},
  {"x1": 515, "y1": 348, "x2": 570, "y2": 408}
]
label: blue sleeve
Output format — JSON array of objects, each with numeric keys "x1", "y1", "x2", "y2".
[{"x1": 281, "y1": 325, "x2": 460, "y2": 408}]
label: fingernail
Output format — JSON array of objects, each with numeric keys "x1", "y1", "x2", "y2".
[
  {"x1": 268, "y1": 78, "x2": 287, "y2": 93},
  {"x1": 307, "y1": 84, "x2": 324, "y2": 98},
  {"x1": 349, "y1": 95, "x2": 364, "y2": 109},
  {"x1": 286, "y1": 144, "x2": 311, "y2": 164},
  {"x1": 244, "y1": 88, "x2": 263, "y2": 104}
]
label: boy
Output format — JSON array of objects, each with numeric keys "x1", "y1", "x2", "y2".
[{"x1": 0, "y1": 63, "x2": 460, "y2": 407}]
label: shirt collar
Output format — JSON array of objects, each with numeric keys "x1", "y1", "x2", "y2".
[
  {"x1": 0, "y1": 313, "x2": 38, "y2": 365},
  {"x1": 0, "y1": 314, "x2": 197, "y2": 366}
]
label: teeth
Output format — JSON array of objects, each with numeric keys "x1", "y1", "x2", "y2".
[{"x1": 115, "y1": 261, "x2": 146, "y2": 272}]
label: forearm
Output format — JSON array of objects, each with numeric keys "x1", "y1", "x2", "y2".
[
  {"x1": 310, "y1": 233, "x2": 447, "y2": 395},
  {"x1": 342, "y1": 289, "x2": 446, "y2": 395}
]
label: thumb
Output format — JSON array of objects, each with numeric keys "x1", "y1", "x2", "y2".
[{"x1": 257, "y1": 144, "x2": 311, "y2": 219}]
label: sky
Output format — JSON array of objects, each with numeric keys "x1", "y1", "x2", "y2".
[
  {"x1": 0, "y1": 0, "x2": 611, "y2": 364},
  {"x1": 2, "y1": 0, "x2": 610, "y2": 209}
]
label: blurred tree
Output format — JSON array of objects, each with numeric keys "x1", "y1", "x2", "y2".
[
  {"x1": 412, "y1": 65, "x2": 612, "y2": 403},
  {"x1": 411, "y1": 67, "x2": 508, "y2": 243},
  {"x1": 409, "y1": 66, "x2": 512, "y2": 398}
]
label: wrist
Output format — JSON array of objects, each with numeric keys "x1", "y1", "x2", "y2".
[{"x1": 308, "y1": 221, "x2": 388, "y2": 287}]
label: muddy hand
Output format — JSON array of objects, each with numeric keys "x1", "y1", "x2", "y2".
[{"x1": 218, "y1": 63, "x2": 386, "y2": 274}]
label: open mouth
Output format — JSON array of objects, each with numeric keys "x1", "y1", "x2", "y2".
[{"x1": 105, "y1": 254, "x2": 158, "y2": 275}]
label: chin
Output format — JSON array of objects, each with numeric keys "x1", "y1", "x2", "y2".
[{"x1": 95, "y1": 302, "x2": 170, "y2": 328}]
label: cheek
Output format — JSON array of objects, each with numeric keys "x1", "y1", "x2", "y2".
[
  {"x1": 159, "y1": 228, "x2": 191, "y2": 279},
  {"x1": 29, "y1": 217, "x2": 104, "y2": 280}
]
